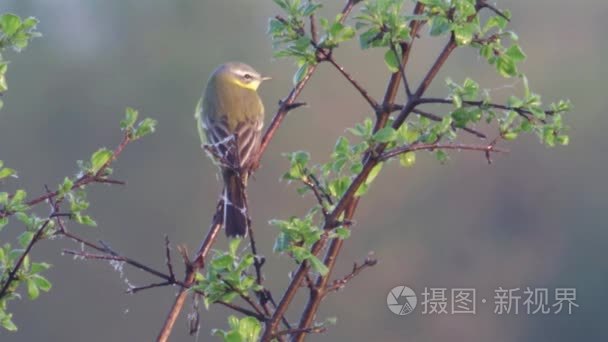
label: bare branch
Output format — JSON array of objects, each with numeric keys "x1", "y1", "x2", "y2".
[
  {"x1": 128, "y1": 281, "x2": 173, "y2": 294},
  {"x1": 416, "y1": 97, "x2": 554, "y2": 122},
  {"x1": 326, "y1": 254, "x2": 378, "y2": 293},
  {"x1": 320, "y1": 52, "x2": 380, "y2": 111}
]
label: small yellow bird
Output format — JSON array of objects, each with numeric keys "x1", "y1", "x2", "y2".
[{"x1": 196, "y1": 62, "x2": 270, "y2": 237}]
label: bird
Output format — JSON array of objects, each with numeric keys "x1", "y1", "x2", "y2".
[{"x1": 195, "y1": 62, "x2": 270, "y2": 237}]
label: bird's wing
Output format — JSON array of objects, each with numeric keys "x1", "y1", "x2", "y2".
[
  {"x1": 233, "y1": 118, "x2": 263, "y2": 169},
  {"x1": 202, "y1": 113, "x2": 262, "y2": 170}
]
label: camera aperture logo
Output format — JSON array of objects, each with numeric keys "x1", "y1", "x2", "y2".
[{"x1": 387, "y1": 286, "x2": 417, "y2": 315}]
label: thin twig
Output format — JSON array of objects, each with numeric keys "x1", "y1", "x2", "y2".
[
  {"x1": 391, "y1": 43, "x2": 412, "y2": 98},
  {"x1": 326, "y1": 255, "x2": 378, "y2": 293},
  {"x1": 219, "y1": 277, "x2": 266, "y2": 319},
  {"x1": 322, "y1": 53, "x2": 380, "y2": 111},
  {"x1": 477, "y1": 0, "x2": 510, "y2": 22},
  {"x1": 380, "y1": 142, "x2": 509, "y2": 161},
  {"x1": 0, "y1": 220, "x2": 50, "y2": 299},
  {"x1": 416, "y1": 97, "x2": 553, "y2": 122},
  {"x1": 164, "y1": 235, "x2": 175, "y2": 281},
  {"x1": 0, "y1": 134, "x2": 131, "y2": 219},
  {"x1": 128, "y1": 281, "x2": 173, "y2": 294},
  {"x1": 389, "y1": 105, "x2": 487, "y2": 139}
]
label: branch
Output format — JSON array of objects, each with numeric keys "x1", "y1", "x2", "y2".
[
  {"x1": 391, "y1": 43, "x2": 412, "y2": 98},
  {"x1": 416, "y1": 97, "x2": 554, "y2": 122},
  {"x1": 380, "y1": 142, "x2": 509, "y2": 162},
  {"x1": 320, "y1": 52, "x2": 380, "y2": 111},
  {"x1": 394, "y1": 37, "x2": 457, "y2": 128},
  {"x1": 0, "y1": 133, "x2": 131, "y2": 219},
  {"x1": 157, "y1": 204, "x2": 223, "y2": 342},
  {"x1": 0, "y1": 220, "x2": 50, "y2": 299},
  {"x1": 293, "y1": 200, "x2": 358, "y2": 342},
  {"x1": 389, "y1": 105, "x2": 487, "y2": 139},
  {"x1": 375, "y1": 1, "x2": 427, "y2": 131},
  {"x1": 265, "y1": 5, "x2": 494, "y2": 339},
  {"x1": 219, "y1": 277, "x2": 267, "y2": 319},
  {"x1": 477, "y1": 0, "x2": 510, "y2": 22},
  {"x1": 326, "y1": 254, "x2": 377, "y2": 293},
  {"x1": 414, "y1": 108, "x2": 486, "y2": 138},
  {"x1": 61, "y1": 231, "x2": 177, "y2": 283}
]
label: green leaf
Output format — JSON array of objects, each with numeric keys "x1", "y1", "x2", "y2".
[
  {"x1": 503, "y1": 132, "x2": 518, "y2": 141},
  {"x1": 212, "y1": 254, "x2": 234, "y2": 270},
  {"x1": 430, "y1": 17, "x2": 450, "y2": 36},
  {"x1": 556, "y1": 135, "x2": 569, "y2": 146},
  {"x1": 308, "y1": 255, "x2": 329, "y2": 275},
  {"x1": 76, "y1": 215, "x2": 97, "y2": 227},
  {"x1": 26, "y1": 278, "x2": 40, "y2": 300},
  {"x1": 293, "y1": 63, "x2": 309, "y2": 85},
  {"x1": 334, "y1": 136, "x2": 349, "y2": 156},
  {"x1": 237, "y1": 316, "x2": 262, "y2": 342},
  {"x1": 335, "y1": 227, "x2": 351, "y2": 239},
  {"x1": 30, "y1": 262, "x2": 51, "y2": 274},
  {"x1": 373, "y1": 127, "x2": 397, "y2": 143},
  {"x1": 384, "y1": 49, "x2": 400, "y2": 73},
  {"x1": 1, "y1": 314, "x2": 17, "y2": 331},
  {"x1": 229, "y1": 238, "x2": 241, "y2": 257},
  {"x1": 301, "y1": 3, "x2": 322, "y2": 16},
  {"x1": 505, "y1": 44, "x2": 526, "y2": 62},
  {"x1": 59, "y1": 177, "x2": 74, "y2": 195},
  {"x1": 90, "y1": 148, "x2": 113, "y2": 173},
  {"x1": 10, "y1": 189, "x2": 27, "y2": 205},
  {"x1": 399, "y1": 152, "x2": 416, "y2": 167},
  {"x1": 365, "y1": 162, "x2": 383, "y2": 185},
  {"x1": 496, "y1": 56, "x2": 517, "y2": 78},
  {"x1": 121, "y1": 107, "x2": 139, "y2": 130},
  {"x1": 18, "y1": 231, "x2": 34, "y2": 248},
  {"x1": 454, "y1": 23, "x2": 477, "y2": 45},
  {"x1": 31, "y1": 275, "x2": 52, "y2": 292},
  {"x1": 0, "y1": 168, "x2": 16, "y2": 179},
  {"x1": 134, "y1": 118, "x2": 157, "y2": 139},
  {"x1": 436, "y1": 150, "x2": 448, "y2": 163},
  {"x1": 0, "y1": 14, "x2": 21, "y2": 36}
]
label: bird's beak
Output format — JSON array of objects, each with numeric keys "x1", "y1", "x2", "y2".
[{"x1": 261, "y1": 76, "x2": 272, "y2": 81}]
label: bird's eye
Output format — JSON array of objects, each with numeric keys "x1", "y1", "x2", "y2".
[{"x1": 243, "y1": 74, "x2": 253, "y2": 80}]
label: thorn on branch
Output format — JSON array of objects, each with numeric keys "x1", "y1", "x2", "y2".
[
  {"x1": 164, "y1": 235, "x2": 176, "y2": 281},
  {"x1": 279, "y1": 100, "x2": 307, "y2": 112},
  {"x1": 127, "y1": 281, "x2": 173, "y2": 294},
  {"x1": 94, "y1": 178, "x2": 127, "y2": 186}
]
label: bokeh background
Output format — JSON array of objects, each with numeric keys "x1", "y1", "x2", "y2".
[{"x1": 1, "y1": 0, "x2": 606, "y2": 341}]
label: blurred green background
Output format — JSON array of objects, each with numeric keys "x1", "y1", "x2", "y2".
[{"x1": 1, "y1": 0, "x2": 606, "y2": 341}]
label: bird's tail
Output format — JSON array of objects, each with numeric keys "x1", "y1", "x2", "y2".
[{"x1": 222, "y1": 170, "x2": 248, "y2": 237}]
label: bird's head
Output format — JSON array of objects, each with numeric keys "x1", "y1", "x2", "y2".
[{"x1": 212, "y1": 62, "x2": 271, "y2": 91}]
